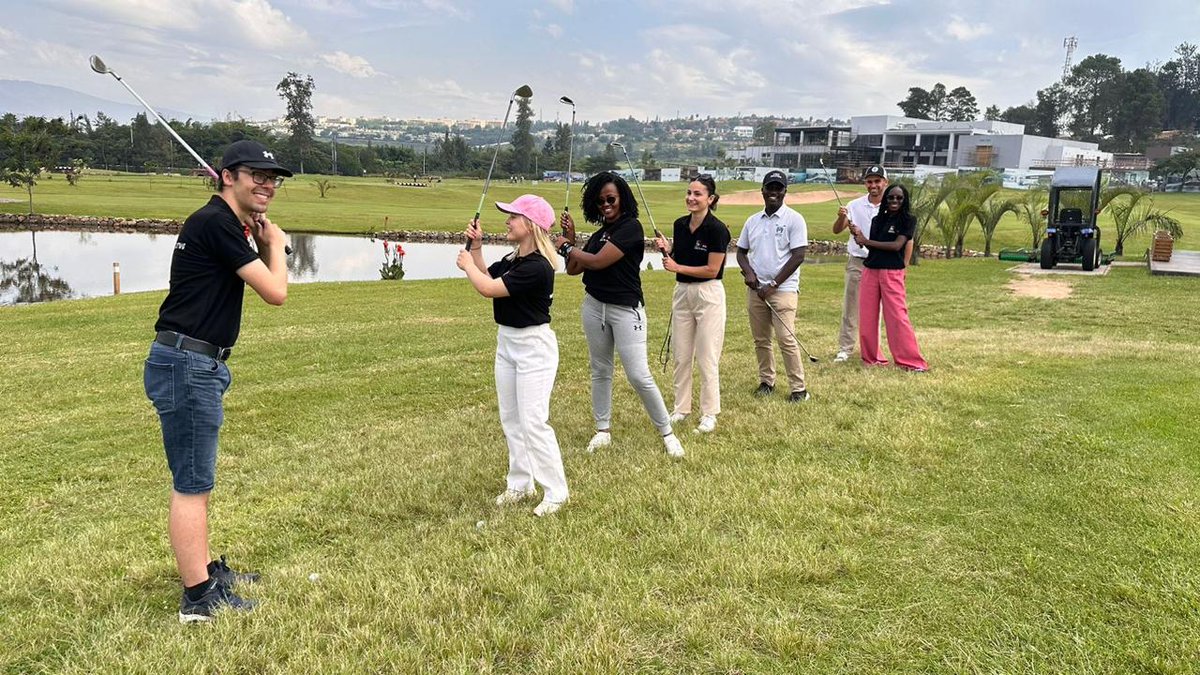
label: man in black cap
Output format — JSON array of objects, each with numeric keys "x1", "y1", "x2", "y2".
[
  {"x1": 831, "y1": 165, "x2": 887, "y2": 362},
  {"x1": 735, "y1": 170, "x2": 811, "y2": 401},
  {"x1": 142, "y1": 139, "x2": 292, "y2": 622}
]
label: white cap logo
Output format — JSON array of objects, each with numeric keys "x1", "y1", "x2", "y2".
[{"x1": 263, "y1": 151, "x2": 274, "y2": 160}]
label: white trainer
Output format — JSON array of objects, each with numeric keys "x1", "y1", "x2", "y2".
[
  {"x1": 533, "y1": 498, "x2": 566, "y2": 517},
  {"x1": 696, "y1": 415, "x2": 717, "y2": 433},
  {"x1": 495, "y1": 488, "x2": 536, "y2": 506},
  {"x1": 663, "y1": 433, "x2": 685, "y2": 458},
  {"x1": 834, "y1": 351, "x2": 850, "y2": 363},
  {"x1": 669, "y1": 412, "x2": 688, "y2": 424},
  {"x1": 586, "y1": 431, "x2": 612, "y2": 453}
]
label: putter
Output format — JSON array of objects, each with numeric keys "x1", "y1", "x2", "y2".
[
  {"x1": 609, "y1": 141, "x2": 664, "y2": 240},
  {"x1": 89, "y1": 55, "x2": 292, "y2": 255},
  {"x1": 559, "y1": 96, "x2": 576, "y2": 215},
  {"x1": 818, "y1": 158, "x2": 843, "y2": 207},
  {"x1": 759, "y1": 283, "x2": 819, "y2": 363},
  {"x1": 468, "y1": 84, "x2": 533, "y2": 250}
]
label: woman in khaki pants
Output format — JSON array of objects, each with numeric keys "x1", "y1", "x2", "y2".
[{"x1": 654, "y1": 175, "x2": 731, "y2": 434}]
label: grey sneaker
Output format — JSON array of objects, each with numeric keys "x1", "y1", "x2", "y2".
[
  {"x1": 663, "y1": 433, "x2": 685, "y2": 458},
  {"x1": 495, "y1": 488, "x2": 537, "y2": 506},
  {"x1": 534, "y1": 498, "x2": 566, "y2": 517},
  {"x1": 179, "y1": 581, "x2": 257, "y2": 623},
  {"x1": 586, "y1": 431, "x2": 612, "y2": 453},
  {"x1": 668, "y1": 412, "x2": 688, "y2": 424},
  {"x1": 208, "y1": 555, "x2": 259, "y2": 589},
  {"x1": 695, "y1": 415, "x2": 717, "y2": 433},
  {"x1": 834, "y1": 351, "x2": 850, "y2": 363}
]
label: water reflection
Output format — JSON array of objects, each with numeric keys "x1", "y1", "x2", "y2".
[{"x1": 0, "y1": 257, "x2": 75, "y2": 304}]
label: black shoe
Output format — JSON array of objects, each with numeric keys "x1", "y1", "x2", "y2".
[
  {"x1": 179, "y1": 581, "x2": 257, "y2": 623},
  {"x1": 788, "y1": 390, "x2": 810, "y2": 403},
  {"x1": 209, "y1": 555, "x2": 260, "y2": 588},
  {"x1": 753, "y1": 383, "x2": 775, "y2": 397}
]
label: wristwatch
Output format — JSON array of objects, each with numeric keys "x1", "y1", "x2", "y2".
[{"x1": 766, "y1": 280, "x2": 777, "y2": 288}]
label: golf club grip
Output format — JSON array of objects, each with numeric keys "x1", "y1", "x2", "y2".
[{"x1": 465, "y1": 211, "x2": 480, "y2": 251}]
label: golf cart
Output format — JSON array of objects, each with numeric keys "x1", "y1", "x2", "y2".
[{"x1": 1039, "y1": 167, "x2": 1104, "y2": 271}]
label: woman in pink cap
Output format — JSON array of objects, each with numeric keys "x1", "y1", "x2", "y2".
[{"x1": 456, "y1": 194, "x2": 569, "y2": 516}]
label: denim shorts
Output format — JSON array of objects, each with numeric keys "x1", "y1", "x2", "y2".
[{"x1": 143, "y1": 340, "x2": 232, "y2": 494}]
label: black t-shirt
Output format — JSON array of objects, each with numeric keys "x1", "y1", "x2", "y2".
[
  {"x1": 865, "y1": 212, "x2": 916, "y2": 270},
  {"x1": 154, "y1": 196, "x2": 259, "y2": 347},
  {"x1": 487, "y1": 251, "x2": 554, "y2": 328},
  {"x1": 581, "y1": 214, "x2": 645, "y2": 307},
  {"x1": 670, "y1": 212, "x2": 731, "y2": 283}
]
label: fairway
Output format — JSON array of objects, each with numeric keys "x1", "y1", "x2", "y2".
[
  {"x1": 4, "y1": 174, "x2": 1198, "y2": 259},
  {"x1": 3, "y1": 259, "x2": 1200, "y2": 671}
]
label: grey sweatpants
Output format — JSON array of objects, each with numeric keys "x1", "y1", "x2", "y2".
[{"x1": 581, "y1": 293, "x2": 672, "y2": 435}]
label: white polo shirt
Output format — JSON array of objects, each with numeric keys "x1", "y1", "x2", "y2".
[
  {"x1": 736, "y1": 204, "x2": 808, "y2": 292},
  {"x1": 845, "y1": 194, "x2": 882, "y2": 259}
]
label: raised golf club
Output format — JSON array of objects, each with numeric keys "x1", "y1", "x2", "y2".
[
  {"x1": 467, "y1": 84, "x2": 533, "y2": 250},
  {"x1": 558, "y1": 96, "x2": 576, "y2": 216},
  {"x1": 818, "y1": 158, "x2": 843, "y2": 207},
  {"x1": 760, "y1": 283, "x2": 819, "y2": 363},
  {"x1": 89, "y1": 55, "x2": 292, "y2": 255},
  {"x1": 609, "y1": 141, "x2": 664, "y2": 240}
]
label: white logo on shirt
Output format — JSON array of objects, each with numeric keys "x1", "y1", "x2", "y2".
[{"x1": 175, "y1": 242, "x2": 187, "y2": 251}]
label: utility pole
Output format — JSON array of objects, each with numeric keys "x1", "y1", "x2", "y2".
[
  {"x1": 1062, "y1": 36, "x2": 1078, "y2": 79},
  {"x1": 332, "y1": 131, "x2": 338, "y2": 175}
]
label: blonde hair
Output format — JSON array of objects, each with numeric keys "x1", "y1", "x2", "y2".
[{"x1": 512, "y1": 215, "x2": 561, "y2": 271}]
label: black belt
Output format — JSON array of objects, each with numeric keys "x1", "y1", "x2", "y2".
[{"x1": 155, "y1": 331, "x2": 232, "y2": 361}]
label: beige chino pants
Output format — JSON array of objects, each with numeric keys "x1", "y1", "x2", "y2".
[
  {"x1": 670, "y1": 280, "x2": 727, "y2": 417},
  {"x1": 746, "y1": 288, "x2": 806, "y2": 393}
]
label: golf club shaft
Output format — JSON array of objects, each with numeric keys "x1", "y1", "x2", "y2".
[
  {"x1": 760, "y1": 287, "x2": 819, "y2": 362},
  {"x1": 564, "y1": 108, "x2": 576, "y2": 212},
  {"x1": 469, "y1": 95, "x2": 519, "y2": 250},
  {"x1": 614, "y1": 144, "x2": 662, "y2": 239},
  {"x1": 819, "y1": 159, "x2": 843, "y2": 207},
  {"x1": 109, "y1": 74, "x2": 217, "y2": 181}
]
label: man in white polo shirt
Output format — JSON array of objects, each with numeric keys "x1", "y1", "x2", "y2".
[
  {"x1": 831, "y1": 165, "x2": 887, "y2": 362},
  {"x1": 735, "y1": 170, "x2": 810, "y2": 402}
]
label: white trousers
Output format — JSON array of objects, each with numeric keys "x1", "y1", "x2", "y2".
[{"x1": 496, "y1": 324, "x2": 569, "y2": 502}]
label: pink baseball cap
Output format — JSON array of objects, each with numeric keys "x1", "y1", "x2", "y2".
[{"x1": 495, "y1": 194, "x2": 555, "y2": 232}]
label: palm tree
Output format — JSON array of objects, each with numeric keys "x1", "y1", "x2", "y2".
[
  {"x1": 974, "y1": 193, "x2": 1019, "y2": 257},
  {"x1": 1101, "y1": 188, "x2": 1183, "y2": 255},
  {"x1": 1014, "y1": 187, "x2": 1049, "y2": 249},
  {"x1": 895, "y1": 175, "x2": 957, "y2": 265}
]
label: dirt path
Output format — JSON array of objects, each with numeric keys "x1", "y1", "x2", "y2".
[
  {"x1": 1006, "y1": 277, "x2": 1072, "y2": 299},
  {"x1": 720, "y1": 190, "x2": 842, "y2": 206}
]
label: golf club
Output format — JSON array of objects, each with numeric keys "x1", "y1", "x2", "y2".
[
  {"x1": 89, "y1": 55, "x2": 292, "y2": 255},
  {"x1": 759, "y1": 283, "x2": 819, "y2": 363},
  {"x1": 818, "y1": 158, "x2": 843, "y2": 207},
  {"x1": 468, "y1": 84, "x2": 533, "y2": 250},
  {"x1": 609, "y1": 141, "x2": 664, "y2": 240},
  {"x1": 558, "y1": 96, "x2": 576, "y2": 215}
]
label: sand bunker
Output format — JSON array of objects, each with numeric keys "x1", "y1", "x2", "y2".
[
  {"x1": 720, "y1": 190, "x2": 843, "y2": 206},
  {"x1": 1006, "y1": 277, "x2": 1072, "y2": 300}
]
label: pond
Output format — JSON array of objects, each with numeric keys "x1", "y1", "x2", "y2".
[{"x1": 0, "y1": 230, "x2": 580, "y2": 305}]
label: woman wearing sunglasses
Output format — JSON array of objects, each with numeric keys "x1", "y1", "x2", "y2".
[
  {"x1": 557, "y1": 172, "x2": 685, "y2": 458},
  {"x1": 850, "y1": 183, "x2": 929, "y2": 371},
  {"x1": 653, "y1": 175, "x2": 730, "y2": 434}
]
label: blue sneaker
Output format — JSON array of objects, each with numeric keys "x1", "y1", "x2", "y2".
[
  {"x1": 179, "y1": 581, "x2": 257, "y2": 623},
  {"x1": 209, "y1": 555, "x2": 260, "y2": 588}
]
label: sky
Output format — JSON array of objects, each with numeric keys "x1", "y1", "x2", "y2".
[{"x1": 1, "y1": 0, "x2": 1197, "y2": 124}]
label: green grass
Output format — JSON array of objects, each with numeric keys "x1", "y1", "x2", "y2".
[
  {"x1": 3, "y1": 260, "x2": 1200, "y2": 672},
  {"x1": 5, "y1": 173, "x2": 1199, "y2": 260}
]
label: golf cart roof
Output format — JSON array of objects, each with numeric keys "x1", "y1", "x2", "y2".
[{"x1": 1051, "y1": 167, "x2": 1101, "y2": 188}]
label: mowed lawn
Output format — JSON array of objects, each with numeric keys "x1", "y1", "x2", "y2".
[
  {"x1": 4, "y1": 173, "x2": 1199, "y2": 259},
  {"x1": 3, "y1": 258, "x2": 1200, "y2": 672}
]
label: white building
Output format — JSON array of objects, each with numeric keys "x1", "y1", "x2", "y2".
[{"x1": 732, "y1": 125, "x2": 755, "y2": 139}]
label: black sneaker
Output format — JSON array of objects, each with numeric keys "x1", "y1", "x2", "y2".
[
  {"x1": 179, "y1": 581, "x2": 257, "y2": 623},
  {"x1": 209, "y1": 555, "x2": 260, "y2": 588},
  {"x1": 788, "y1": 390, "x2": 810, "y2": 403},
  {"x1": 753, "y1": 383, "x2": 775, "y2": 397}
]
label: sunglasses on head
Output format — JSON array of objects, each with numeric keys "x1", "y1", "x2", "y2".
[{"x1": 596, "y1": 195, "x2": 618, "y2": 206}]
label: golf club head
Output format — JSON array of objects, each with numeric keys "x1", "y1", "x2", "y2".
[
  {"x1": 89, "y1": 55, "x2": 110, "y2": 75},
  {"x1": 609, "y1": 141, "x2": 625, "y2": 150},
  {"x1": 559, "y1": 96, "x2": 575, "y2": 106},
  {"x1": 514, "y1": 85, "x2": 533, "y2": 98}
]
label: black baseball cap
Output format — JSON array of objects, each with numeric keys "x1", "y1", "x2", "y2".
[
  {"x1": 862, "y1": 165, "x2": 887, "y2": 179},
  {"x1": 219, "y1": 140, "x2": 293, "y2": 177},
  {"x1": 762, "y1": 170, "x2": 788, "y2": 187}
]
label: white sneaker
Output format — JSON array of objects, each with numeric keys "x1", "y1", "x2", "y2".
[
  {"x1": 586, "y1": 431, "x2": 612, "y2": 453},
  {"x1": 533, "y1": 498, "x2": 566, "y2": 517},
  {"x1": 663, "y1": 433, "x2": 685, "y2": 458},
  {"x1": 834, "y1": 351, "x2": 850, "y2": 363},
  {"x1": 696, "y1": 415, "x2": 717, "y2": 433},
  {"x1": 669, "y1": 412, "x2": 688, "y2": 424},
  {"x1": 495, "y1": 488, "x2": 536, "y2": 506}
]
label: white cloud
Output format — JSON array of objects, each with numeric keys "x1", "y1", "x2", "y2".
[
  {"x1": 946, "y1": 16, "x2": 992, "y2": 41},
  {"x1": 546, "y1": 0, "x2": 574, "y2": 12},
  {"x1": 321, "y1": 51, "x2": 380, "y2": 78},
  {"x1": 538, "y1": 23, "x2": 564, "y2": 39}
]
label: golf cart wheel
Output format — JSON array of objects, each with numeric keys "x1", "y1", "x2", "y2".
[
  {"x1": 1081, "y1": 238, "x2": 1097, "y2": 271},
  {"x1": 1040, "y1": 239, "x2": 1056, "y2": 269},
  {"x1": 1095, "y1": 229, "x2": 1103, "y2": 268}
]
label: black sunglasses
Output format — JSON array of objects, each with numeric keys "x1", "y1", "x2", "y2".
[
  {"x1": 596, "y1": 195, "x2": 618, "y2": 205},
  {"x1": 886, "y1": 194, "x2": 905, "y2": 201}
]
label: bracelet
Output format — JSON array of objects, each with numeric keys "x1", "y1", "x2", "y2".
[{"x1": 558, "y1": 243, "x2": 574, "y2": 258}]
